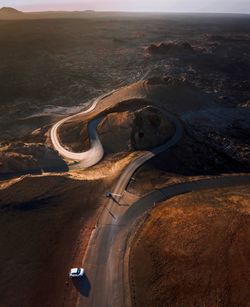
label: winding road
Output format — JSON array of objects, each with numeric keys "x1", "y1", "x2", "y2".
[
  {"x1": 50, "y1": 71, "x2": 152, "y2": 168},
  {"x1": 78, "y1": 111, "x2": 184, "y2": 307},
  {"x1": 49, "y1": 85, "x2": 250, "y2": 307},
  {"x1": 77, "y1": 106, "x2": 250, "y2": 307},
  {"x1": 50, "y1": 90, "x2": 116, "y2": 168}
]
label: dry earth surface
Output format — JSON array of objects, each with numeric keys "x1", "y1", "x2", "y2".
[
  {"x1": 0, "y1": 174, "x2": 110, "y2": 307},
  {"x1": 0, "y1": 150, "x2": 139, "y2": 307},
  {"x1": 0, "y1": 12, "x2": 249, "y2": 307},
  {"x1": 130, "y1": 184, "x2": 250, "y2": 307}
]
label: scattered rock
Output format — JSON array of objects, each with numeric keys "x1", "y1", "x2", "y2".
[
  {"x1": 242, "y1": 99, "x2": 250, "y2": 108},
  {"x1": 147, "y1": 41, "x2": 195, "y2": 55}
]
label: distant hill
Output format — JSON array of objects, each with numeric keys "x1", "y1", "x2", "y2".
[
  {"x1": 0, "y1": 7, "x2": 97, "y2": 20},
  {"x1": 0, "y1": 7, "x2": 23, "y2": 14},
  {"x1": 0, "y1": 7, "x2": 23, "y2": 18}
]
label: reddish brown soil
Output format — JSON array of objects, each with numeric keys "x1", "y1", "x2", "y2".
[
  {"x1": 130, "y1": 185, "x2": 250, "y2": 307},
  {"x1": 0, "y1": 175, "x2": 109, "y2": 307}
]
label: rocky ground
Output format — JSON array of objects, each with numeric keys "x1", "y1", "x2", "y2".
[
  {"x1": 0, "y1": 14, "x2": 249, "y2": 175},
  {"x1": 1, "y1": 14, "x2": 249, "y2": 141},
  {"x1": 146, "y1": 41, "x2": 200, "y2": 55},
  {"x1": 0, "y1": 13, "x2": 250, "y2": 307}
]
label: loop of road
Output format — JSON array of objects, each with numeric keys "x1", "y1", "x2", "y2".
[
  {"x1": 50, "y1": 90, "x2": 116, "y2": 168},
  {"x1": 50, "y1": 87, "x2": 250, "y2": 307}
]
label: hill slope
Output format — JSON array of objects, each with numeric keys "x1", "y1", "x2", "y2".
[
  {"x1": 0, "y1": 7, "x2": 23, "y2": 18},
  {"x1": 130, "y1": 185, "x2": 250, "y2": 307},
  {"x1": 0, "y1": 7, "x2": 23, "y2": 14}
]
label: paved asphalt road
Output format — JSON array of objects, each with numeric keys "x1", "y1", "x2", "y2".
[
  {"x1": 79, "y1": 171, "x2": 250, "y2": 307},
  {"x1": 50, "y1": 90, "x2": 116, "y2": 168},
  {"x1": 50, "y1": 72, "x2": 151, "y2": 168},
  {"x1": 50, "y1": 84, "x2": 250, "y2": 306},
  {"x1": 77, "y1": 111, "x2": 184, "y2": 307},
  {"x1": 77, "y1": 111, "x2": 250, "y2": 306}
]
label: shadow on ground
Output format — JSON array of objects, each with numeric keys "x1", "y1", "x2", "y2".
[
  {"x1": 0, "y1": 164, "x2": 69, "y2": 181},
  {"x1": 72, "y1": 274, "x2": 91, "y2": 297}
]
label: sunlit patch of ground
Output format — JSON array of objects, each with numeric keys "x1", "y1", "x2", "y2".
[{"x1": 130, "y1": 184, "x2": 250, "y2": 307}]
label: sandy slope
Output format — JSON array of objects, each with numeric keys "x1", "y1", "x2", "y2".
[{"x1": 130, "y1": 184, "x2": 250, "y2": 307}]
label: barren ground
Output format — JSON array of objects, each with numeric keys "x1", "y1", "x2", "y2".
[
  {"x1": 0, "y1": 175, "x2": 110, "y2": 307},
  {"x1": 0, "y1": 149, "x2": 138, "y2": 307},
  {"x1": 130, "y1": 184, "x2": 250, "y2": 307},
  {"x1": 0, "y1": 12, "x2": 249, "y2": 307}
]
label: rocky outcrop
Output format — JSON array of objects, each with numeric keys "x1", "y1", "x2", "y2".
[
  {"x1": 131, "y1": 106, "x2": 174, "y2": 150},
  {"x1": 98, "y1": 106, "x2": 174, "y2": 153},
  {"x1": 147, "y1": 41, "x2": 195, "y2": 55}
]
